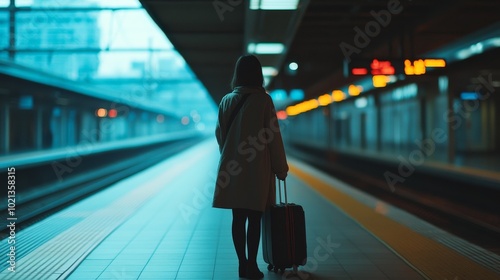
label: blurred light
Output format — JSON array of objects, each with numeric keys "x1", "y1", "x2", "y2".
[
  {"x1": 348, "y1": 85, "x2": 363, "y2": 96},
  {"x1": 392, "y1": 84, "x2": 417, "y2": 100},
  {"x1": 373, "y1": 75, "x2": 389, "y2": 87},
  {"x1": 96, "y1": 108, "x2": 107, "y2": 118},
  {"x1": 404, "y1": 60, "x2": 414, "y2": 75},
  {"x1": 460, "y1": 92, "x2": 479, "y2": 100},
  {"x1": 405, "y1": 59, "x2": 426, "y2": 75},
  {"x1": 286, "y1": 106, "x2": 299, "y2": 116},
  {"x1": 286, "y1": 99, "x2": 319, "y2": 116},
  {"x1": 332, "y1": 90, "x2": 346, "y2": 102},
  {"x1": 424, "y1": 59, "x2": 446, "y2": 68},
  {"x1": 196, "y1": 123, "x2": 206, "y2": 131},
  {"x1": 288, "y1": 62, "x2": 298, "y2": 71},
  {"x1": 270, "y1": 89, "x2": 287, "y2": 101},
  {"x1": 248, "y1": 43, "x2": 285, "y2": 54},
  {"x1": 262, "y1": 66, "x2": 278, "y2": 76},
  {"x1": 156, "y1": 114, "x2": 165, "y2": 123},
  {"x1": 354, "y1": 97, "x2": 368, "y2": 108},
  {"x1": 457, "y1": 38, "x2": 500, "y2": 60},
  {"x1": 370, "y1": 59, "x2": 395, "y2": 75},
  {"x1": 190, "y1": 110, "x2": 201, "y2": 123},
  {"x1": 277, "y1": 110, "x2": 288, "y2": 120},
  {"x1": 108, "y1": 109, "x2": 117, "y2": 118},
  {"x1": 352, "y1": 68, "x2": 368, "y2": 75},
  {"x1": 290, "y1": 89, "x2": 304, "y2": 101},
  {"x1": 318, "y1": 94, "x2": 333, "y2": 106},
  {"x1": 459, "y1": 43, "x2": 484, "y2": 59},
  {"x1": 181, "y1": 116, "x2": 190, "y2": 125},
  {"x1": 414, "y1": 59, "x2": 426, "y2": 75},
  {"x1": 439, "y1": 76, "x2": 448, "y2": 94},
  {"x1": 250, "y1": 0, "x2": 299, "y2": 10}
]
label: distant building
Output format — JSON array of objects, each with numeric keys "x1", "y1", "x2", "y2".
[
  {"x1": 6, "y1": 0, "x2": 101, "y2": 80},
  {"x1": 0, "y1": 12, "x2": 9, "y2": 59}
]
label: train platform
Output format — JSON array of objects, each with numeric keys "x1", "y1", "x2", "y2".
[
  {"x1": 294, "y1": 142, "x2": 500, "y2": 189},
  {"x1": 309, "y1": 145, "x2": 500, "y2": 189},
  {"x1": 1, "y1": 140, "x2": 499, "y2": 280}
]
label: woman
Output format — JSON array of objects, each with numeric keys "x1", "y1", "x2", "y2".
[{"x1": 213, "y1": 55, "x2": 288, "y2": 279}]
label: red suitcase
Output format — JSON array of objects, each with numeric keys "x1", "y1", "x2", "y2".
[{"x1": 262, "y1": 178, "x2": 307, "y2": 273}]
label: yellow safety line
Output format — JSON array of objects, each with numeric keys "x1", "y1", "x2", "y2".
[{"x1": 289, "y1": 163, "x2": 499, "y2": 280}]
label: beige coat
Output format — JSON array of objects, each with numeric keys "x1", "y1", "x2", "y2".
[{"x1": 212, "y1": 86, "x2": 288, "y2": 212}]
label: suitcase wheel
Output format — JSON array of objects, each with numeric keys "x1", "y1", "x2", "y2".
[{"x1": 267, "y1": 264, "x2": 286, "y2": 273}]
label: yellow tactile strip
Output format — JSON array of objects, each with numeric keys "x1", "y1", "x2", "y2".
[
  {"x1": 289, "y1": 163, "x2": 500, "y2": 280},
  {"x1": 0, "y1": 143, "x2": 212, "y2": 280}
]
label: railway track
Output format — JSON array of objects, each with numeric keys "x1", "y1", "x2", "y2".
[
  {"x1": 0, "y1": 136, "x2": 205, "y2": 239},
  {"x1": 288, "y1": 143, "x2": 500, "y2": 255}
]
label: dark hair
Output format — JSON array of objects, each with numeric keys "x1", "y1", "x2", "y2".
[{"x1": 230, "y1": 55, "x2": 264, "y2": 89}]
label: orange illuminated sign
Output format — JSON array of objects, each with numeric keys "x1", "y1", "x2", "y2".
[
  {"x1": 373, "y1": 75, "x2": 389, "y2": 87},
  {"x1": 348, "y1": 58, "x2": 445, "y2": 77},
  {"x1": 370, "y1": 59, "x2": 395, "y2": 75}
]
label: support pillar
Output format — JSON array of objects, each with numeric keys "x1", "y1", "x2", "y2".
[
  {"x1": 8, "y1": 0, "x2": 16, "y2": 61},
  {"x1": 1, "y1": 102, "x2": 9, "y2": 154},
  {"x1": 447, "y1": 81, "x2": 456, "y2": 164},
  {"x1": 35, "y1": 107, "x2": 43, "y2": 150}
]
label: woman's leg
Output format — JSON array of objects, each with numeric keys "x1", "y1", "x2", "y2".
[
  {"x1": 246, "y1": 209, "x2": 264, "y2": 278},
  {"x1": 232, "y1": 208, "x2": 247, "y2": 264},
  {"x1": 246, "y1": 209, "x2": 262, "y2": 263}
]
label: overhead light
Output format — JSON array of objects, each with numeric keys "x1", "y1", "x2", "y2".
[
  {"x1": 270, "y1": 89, "x2": 287, "y2": 101},
  {"x1": 96, "y1": 108, "x2": 107, "y2": 118},
  {"x1": 250, "y1": 0, "x2": 300, "y2": 10},
  {"x1": 348, "y1": 85, "x2": 363, "y2": 96},
  {"x1": 318, "y1": 94, "x2": 332, "y2": 106},
  {"x1": 456, "y1": 37, "x2": 500, "y2": 60},
  {"x1": 276, "y1": 110, "x2": 288, "y2": 120},
  {"x1": 460, "y1": 92, "x2": 479, "y2": 100},
  {"x1": 332, "y1": 90, "x2": 346, "y2": 102},
  {"x1": 288, "y1": 62, "x2": 298, "y2": 71},
  {"x1": 424, "y1": 59, "x2": 446, "y2": 68},
  {"x1": 262, "y1": 66, "x2": 278, "y2": 76},
  {"x1": 290, "y1": 89, "x2": 304, "y2": 101},
  {"x1": 355, "y1": 97, "x2": 368, "y2": 108},
  {"x1": 247, "y1": 43, "x2": 285, "y2": 54},
  {"x1": 373, "y1": 75, "x2": 389, "y2": 87}
]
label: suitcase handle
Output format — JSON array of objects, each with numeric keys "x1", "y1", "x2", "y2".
[{"x1": 277, "y1": 178, "x2": 288, "y2": 206}]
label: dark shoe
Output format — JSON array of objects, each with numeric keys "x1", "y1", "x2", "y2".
[
  {"x1": 239, "y1": 260, "x2": 247, "y2": 278},
  {"x1": 245, "y1": 261, "x2": 264, "y2": 279}
]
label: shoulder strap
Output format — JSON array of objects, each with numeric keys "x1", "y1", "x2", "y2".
[{"x1": 225, "y1": 93, "x2": 250, "y2": 142}]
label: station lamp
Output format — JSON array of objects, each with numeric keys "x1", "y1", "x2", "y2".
[
  {"x1": 250, "y1": 0, "x2": 300, "y2": 10},
  {"x1": 247, "y1": 43, "x2": 285, "y2": 54}
]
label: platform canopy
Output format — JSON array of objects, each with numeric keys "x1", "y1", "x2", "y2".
[{"x1": 139, "y1": 0, "x2": 500, "y2": 104}]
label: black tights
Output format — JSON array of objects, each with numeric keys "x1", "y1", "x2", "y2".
[{"x1": 232, "y1": 208, "x2": 263, "y2": 264}]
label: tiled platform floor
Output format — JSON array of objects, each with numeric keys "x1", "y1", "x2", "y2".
[
  {"x1": 1, "y1": 139, "x2": 442, "y2": 279},
  {"x1": 65, "y1": 140, "x2": 424, "y2": 280}
]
